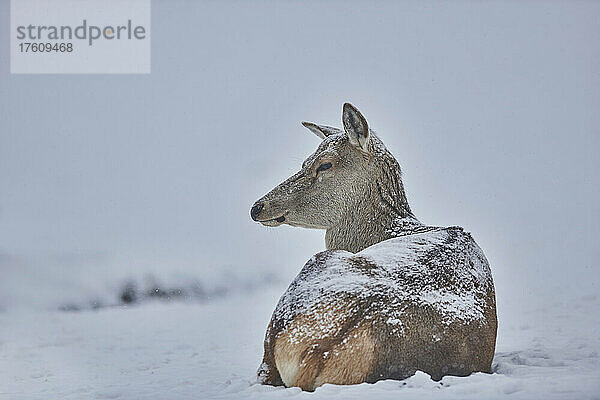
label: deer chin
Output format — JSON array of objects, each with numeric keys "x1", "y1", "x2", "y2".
[{"x1": 259, "y1": 215, "x2": 286, "y2": 227}]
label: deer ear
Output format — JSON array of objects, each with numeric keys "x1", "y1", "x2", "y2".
[
  {"x1": 342, "y1": 103, "x2": 369, "y2": 152},
  {"x1": 301, "y1": 122, "x2": 342, "y2": 140}
]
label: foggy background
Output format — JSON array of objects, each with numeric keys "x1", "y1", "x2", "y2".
[{"x1": 1, "y1": 0, "x2": 598, "y2": 322}]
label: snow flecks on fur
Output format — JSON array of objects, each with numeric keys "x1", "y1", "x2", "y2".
[
  {"x1": 386, "y1": 215, "x2": 438, "y2": 237},
  {"x1": 272, "y1": 226, "x2": 493, "y2": 343}
]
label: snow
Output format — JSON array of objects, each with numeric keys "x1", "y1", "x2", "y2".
[
  {"x1": 1, "y1": 284, "x2": 598, "y2": 400},
  {"x1": 359, "y1": 227, "x2": 492, "y2": 322}
]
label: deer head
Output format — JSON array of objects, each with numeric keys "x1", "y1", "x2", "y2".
[{"x1": 251, "y1": 103, "x2": 413, "y2": 253}]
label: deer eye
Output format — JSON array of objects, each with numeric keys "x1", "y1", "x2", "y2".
[{"x1": 316, "y1": 162, "x2": 332, "y2": 174}]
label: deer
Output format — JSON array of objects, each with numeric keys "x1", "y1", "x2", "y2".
[{"x1": 250, "y1": 103, "x2": 497, "y2": 392}]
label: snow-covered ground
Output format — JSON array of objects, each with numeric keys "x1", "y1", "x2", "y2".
[{"x1": 1, "y1": 280, "x2": 599, "y2": 400}]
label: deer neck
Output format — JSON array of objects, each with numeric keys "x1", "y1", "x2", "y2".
[{"x1": 325, "y1": 186, "x2": 422, "y2": 254}]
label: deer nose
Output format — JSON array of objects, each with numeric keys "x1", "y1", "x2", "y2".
[{"x1": 250, "y1": 202, "x2": 264, "y2": 221}]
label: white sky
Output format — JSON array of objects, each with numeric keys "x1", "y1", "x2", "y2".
[{"x1": 1, "y1": 1, "x2": 599, "y2": 309}]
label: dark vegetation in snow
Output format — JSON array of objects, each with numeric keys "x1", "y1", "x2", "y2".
[{"x1": 58, "y1": 273, "x2": 281, "y2": 312}]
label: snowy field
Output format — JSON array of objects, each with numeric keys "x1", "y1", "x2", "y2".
[{"x1": 1, "y1": 279, "x2": 598, "y2": 400}]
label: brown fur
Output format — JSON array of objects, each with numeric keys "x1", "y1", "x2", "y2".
[{"x1": 271, "y1": 301, "x2": 376, "y2": 391}]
